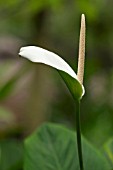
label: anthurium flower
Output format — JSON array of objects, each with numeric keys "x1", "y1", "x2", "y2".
[{"x1": 19, "y1": 14, "x2": 85, "y2": 100}]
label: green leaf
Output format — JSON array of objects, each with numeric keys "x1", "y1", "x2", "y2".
[
  {"x1": 0, "y1": 64, "x2": 28, "y2": 101},
  {"x1": 24, "y1": 123, "x2": 110, "y2": 170},
  {"x1": 103, "y1": 138, "x2": 113, "y2": 167},
  {"x1": 0, "y1": 106, "x2": 15, "y2": 124},
  {"x1": 0, "y1": 139, "x2": 23, "y2": 170},
  {"x1": 0, "y1": 76, "x2": 18, "y2": 101}
]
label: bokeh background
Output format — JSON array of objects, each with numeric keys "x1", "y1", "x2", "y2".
[{"x1": 0, "y1": 0, "x2": 113, "y2": 169}]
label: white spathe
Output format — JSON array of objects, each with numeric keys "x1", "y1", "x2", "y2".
[
  {"x1": 19, "y1": 46, "x2": 84, "y2": 97},
  {"x1": 19, "y1": 46, "x2": 77, "y2": 79}
]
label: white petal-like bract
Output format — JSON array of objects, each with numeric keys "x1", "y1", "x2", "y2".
[
  {"x1": 19, "y1": 46, "x2": 77, "y2": 79},
  {"x1": 19, "y1": 46, "x2": 84, "y2": 98}
]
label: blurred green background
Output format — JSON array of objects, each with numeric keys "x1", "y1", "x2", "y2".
[{"x1": 0, "y1": 0, "x2": 113, "y2": 169}]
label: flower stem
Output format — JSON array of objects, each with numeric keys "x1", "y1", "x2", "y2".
[{"x1": 75, "y1": 100, "x2": 84, "y2": 170}]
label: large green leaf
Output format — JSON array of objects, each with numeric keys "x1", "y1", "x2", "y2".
[
  {"x1": 24, "y1": 123, "x2": 110, "y2": 170},
  {"x1": 0, "y1": 139, "x2": 23, "y2": 170}
]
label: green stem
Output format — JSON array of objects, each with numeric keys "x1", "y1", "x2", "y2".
[{"x1": 75, "y1": 100, "x2": 84, "y2": 170}]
